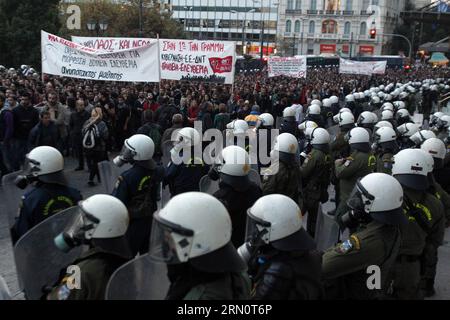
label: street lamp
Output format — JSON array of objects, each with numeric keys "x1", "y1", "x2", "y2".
[
  {"x1": 86, "y1": 20, "x2": 97, "y2": 32},
  {"x1": 230, "y1": 9, "x2": 255, "y2": 55},
  {"x1": 86, "y1": 20, "x2": 108, "y2": 36}
]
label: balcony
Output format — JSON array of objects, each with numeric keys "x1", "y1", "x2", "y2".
[
  {"x1": 325, "y1": 10, "x2": 337, "y2": 15},
  {"x1": 341, "y1": 34, "x2": 351, "y2": 40},
  {"x1": 307, "y1": 10, "x2": 318, "y2": 14},
  {"x1": 342, "y1": 10, "x2": 354, "y2": 15},
  {"x1": 286, "y1": 9, "x2": 302, "y2": 14},
  {"x1": 306, "y1": 33, "x2": 315, "y2": 39},
  {"x1": 360, "y1": 10, "x2": 374, "y2": 16},
  {"x1": 284, "y1": 32, "x2": 292, "y2": 37}
]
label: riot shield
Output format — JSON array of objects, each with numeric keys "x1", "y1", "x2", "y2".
[
  {"x1": 314, "y1": 203, "x2": 340, "y2": 252},
  {"x1": 0, "y1": 276, "x2": 11, "y2": 300},
  {"x1": 13, "y1": 206, "x2": 85, "y2": 300},
  {"x1": 327, "y1": 125, "x2": 340, "y2": 140},
  {"x1": 105, "y1": 253, "x2": 170, "y2": 300},
  {"x1": 1, "y1": 171, "x2": 28, "y2": 228},
  {"x1": 98, "y1": 161, "x2": 132, "y2": 193}
]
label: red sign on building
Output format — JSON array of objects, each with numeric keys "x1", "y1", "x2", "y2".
[
  {"x1": 320, "y1": 44, "x2": 336, "y2": 53},
  {"x1": 359, "y1": 45, "x2": 374, "y2": 54},
  {"x1": 342, "y1": 44, "x2": 349, "y2": 53}
]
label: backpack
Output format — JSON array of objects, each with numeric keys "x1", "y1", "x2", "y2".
[{"x1": 82, "y1": 125, "x2": 97, "y2": 149}]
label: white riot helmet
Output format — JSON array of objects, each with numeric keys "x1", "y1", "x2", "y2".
[
  {"x1": 273, "y1": 133, "x2": 298, "y2": 155},
  {"x1": 399, "y1": 92, "x2": 409, "y2": 100},
  {"x1": 377, "y1": 91, "x2": 385, "y2": 100},
  {"x1": 421, "y1": 138, "x2": 446, "y2": 169},
  {"x1": 381, "y1": 102, "x2": 394, "y2": 112},
  {"x1": 345, "y1": 173, "x2": 406, "y2": 225},
  {"x1": 347, "y1": 127, "x2": 370, "y2": 145},
  {"x1": 311, "y1": 99, "x2": 322, "y2": 107},
  {"x1": 397, "y1": 123, "x2": 420, "y2": 138},
  {"x1": 379, "y1": 85, "x2": 385, "y2": 91},
  {"x1": 409, "y1": 130, "x2": 436, "y2": 147},
  {"x1": 392, "y1": 149, "x2": 433, "y2": 190},
  {"x1": 374, "y1": 126, "x2": 397, "y2": 143},
  {"x1": 307, "y1": 104, "x2": 321, "y2": 116},
  {"x1": 393, "y1": 101, "x2": 406, "y2": 110},
  {"x1": 430, "y1": 112, "x2": 444, "y2": 127},
  {"x1": 371, "y1": 96, "x2": 381, "y2": 105},
  {"x1": 258, "y1": 113, "x2": 275, "y2": 128},
  {"x1": 381, "y1": 110, "x2": 394, "y2": 121},
  {"x1": 336, "y1": 111, "x2": 355, "y2": 129},
  {"x1": 113, "y1": 134, "x2": 155, "y2": 167},
  {"x1": 309, "y1": 127, "x2": 330, "y2": 146},
  {"x1": 396, "y1": 109, "x2": 412, "y2": 123},
  {"x1": 329, "y1": 96, "x2": 339, "y2": 105},
  {"x1": 352, "y1": 92, "x2": 360, "y2": 100},
  {"x1": 215, "y1": 146, "x2": 252, "y2": 190},
  {"x1": 244, "y1": 194, "x2": 315, "y2": 252},
  {"x1": 322, "y1": 98, "x2": 332, "y2": 108},
  {"x1": 374, "y1": 121, "x2": 394, "y2": 132},
  {"x1": 283, "y1": 106, "x2": 296, "y2": 118},
  {"x1": 407, "y1": 86, "x2": 416, "y2": 93},
  {"x1": 357, "y1": 111, "x2": 377, "y2": 129},
  {"x1": 298, "y1": 120, "x2": 318, "y2": 131},
  {"x1": 364, "y1": 90, "x2": 371, "y2": 97},
  {"x1": 227, "y1": 119, "x2": 249, "y2": 135},
  {"x1": 150, "y1": 192, "x2": 246, "y2": 272},
  {"x1": 436, "y1": 115, "x2": 450, "y2": 130},
  {"x1": 384, "y1": 94, "x2": 393, "y2": 102},
  {"x1": 54, "y1": 195, "x2": 130, "y2": 255},
  {"x1": 345, "y1": 94, "x2": 355, "y2": 103}
]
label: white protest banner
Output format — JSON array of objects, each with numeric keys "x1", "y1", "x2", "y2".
[
  {"x1": 268, "y1": 56, "x2": 307, "y2": 78},
  {"x1": 42, "y1": 31, "x2": 159, "y2": 82},
  {"x1": 71, "y1": 36, "x2": 153, "y2": 52},
  {"x1": 339, "y1": 58, "x2": 387, "y2": 75},
  {"x1": 159, "y1": 39, "x2": 236, "y2": 84}
]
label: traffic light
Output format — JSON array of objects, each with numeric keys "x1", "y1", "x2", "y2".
[
  {"x1": 404, "y1": 64, "x2": 412, "y2": 72},
  {"x1": 370, "y1": 29, "x2": 376, "y2": 39}
]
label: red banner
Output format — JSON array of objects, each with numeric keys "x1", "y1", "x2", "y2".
[
  {"x1": 320, "y1": 44, "x2": 336, "y2": 53},
  {"x1": 209, "y1": 56, "x2": 233, "y2": 73}
]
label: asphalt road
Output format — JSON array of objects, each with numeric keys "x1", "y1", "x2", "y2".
[{"x1": 0, "y1": 155, "x2": 449, "y2": 300}]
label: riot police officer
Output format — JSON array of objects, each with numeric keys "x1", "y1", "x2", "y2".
[
  {"x1": 300, "y1": 128, "x2": 331, "y2": 237},
  {"x1": 12, "y1": 146, "x2": 82, "y2": 243},
  {"x1": 255, "y1": 113, "x2": 275, "y2": 170},
  {"x1": 409, "y1": 130, "x2": 436, "y2": 148},
  {"x1": 210, "y1": 146, "x2": 262, "y2": 247},
  {"x1": 262, "y1": 133, "x2": 303, "y2": 210},
  {"x1": 390, "y1": 149, "x2": 445, "y2": 300},
  {"x1": 357, "y1": 111, "x2": 377, "y2": 137},
  {"x1": 165, "y1": 127, "x2": 209, "y2": 196},
  {"x1": 112, "y1": 134, "x2": 164, "y2": 256},
  {"x1": 238, "y1": 194, "x2": 323, "y2": 300},
  {"x1": 305, "y1": 104, "x2": 324, "y2": 128},
  {"x1": 322, "y1": 173, "x2": 407, "y2": 300},
  {"x1": 48, "y1": 195, "x2": 132, "y2": 300},
  {"x1": 373, "y1": 126, "x2": 398, "y2": 174},
  {"x1": 280, "y1": 106, "x2": 301, "y2": 138},
  {"x1": 335, "y1": 127, "x2": 376, "y2": 225},
  {"x1": 396, "y1": 109, "x2": 413, "y2": 126},
  {"x1": 397, "y1": 123, "x2": 420, "y2": 150},
  {"x1": 149, "y1": 192, "x2": 250, "y2": 300}
]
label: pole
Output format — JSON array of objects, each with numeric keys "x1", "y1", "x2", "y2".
[
  {"x1": 260, "y1": 20, "x2": 265, "y2": 60},
  {"x1": 292, "y1": 33, "x2": 296, "y2": 56},
  {"x1": 349, "y1": 32, "x2": 353, "y2": 58},
  {"x1": 242, "y1": 19, "x2": 246, "y2": 55}
]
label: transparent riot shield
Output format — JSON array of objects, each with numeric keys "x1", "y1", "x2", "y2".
[
  {"x1": 98, "y1": 161, "x2": 132, "y2": 193},
  {"x1": 105, "y1": 253, "x2": 170, "y2": 300},
  {"x1": 1, "y1": 171, "x2": 28, "y2": 228},
  {"x1": 314, "y1": 203, "x2": 340, "y2": 252},
  {"x1": 13, "y1": 207, "x2": 85, "y2": 300}
]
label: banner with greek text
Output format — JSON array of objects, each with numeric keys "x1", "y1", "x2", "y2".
[
  {"x1": 268, "y1": 56, "x2": 307, "y2": 78},
  {"x1": 159, "y1": 39, "x2": 236, "y2": 84},
  {"x1": 339, "y1": 58, "x2": 387, "y2": 75},
  {"x1": 42, "y1": 31, "x2": 159, "y2": 82},
  {"x1": 71, "y1": 36, "x2": 153, "y2": 52}
]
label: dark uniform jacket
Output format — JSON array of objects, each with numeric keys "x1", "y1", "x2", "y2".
[
  {"x1": 165, "y1": 156, "x2": 210, "y2": 196},
  {"x1": 300, "y1": 148, "x2": 331, "y2": 206}
]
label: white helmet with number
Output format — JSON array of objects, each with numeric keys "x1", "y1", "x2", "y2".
[
  {"x1": 381, "y1": 103, "x2": 394, "y2": 112},
  {"x1": 298, "y1": 120, "x2": 318, "y2": 131},
  {"x1": 381, "y1": 110, "x2": 394, "y2": 121},
  {"x1": 345, "y1": 94, "x2": 355, "y2": 103},
  {"x1": 322, "y1": 98, "x2": 332, "y2": 108},
  {"x1": 227, "y1": 119, "x2": 249, "y2": 135},
  {"x1": 397, "y1": 123, "x2": 420, "y2": 137},
  {"x1": 273, "y1": 133, "x2": 298, "y2": 155},
  {"x1": 258, "y1": 113, "x2": 275, "y2": 127},
  {"x1": 120, "y1": 134, "x2": 155, "y2": 161},
  {"x1": 283, "y1": 106, "x2": 296, "y2": 117},
  {"x1": 26, "y1": 146, "x2": 64, "y2": 177},
  {"x1": 346, "y1": 173, "x2": 406, "y2": 225},
  {"x1": 307, "y1": 104, "x2": 321, "y2": 116},
  {"x1": 150, "y1": 192, "x2": 246, "y2": 272},
  {"x1": 330, "y1": 96, "x2": 339, "y2": 104},
  {"x1": 421, "y1": 138, "x2": 446, "y2": 163},
  {"x1": 348, "y1": 127, "x2": 370, "y2": 145},
  {"x1": 245, "y1": 194, "x2": 315, "y2": 250},
  {"x1": 309, "y1": 127, "x2": 330, "y2": 145},
  {"x1": 409, "y1": 130, "x2": 436, "y2": 146},
  {"x1": 392, "y1": 149, "x2": 433, "y2": 190},
  {"x1": 311, "y1": 99, "x2": 322, "y2": 107}
]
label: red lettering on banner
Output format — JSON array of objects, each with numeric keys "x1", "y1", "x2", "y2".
[
  {"x1": 209, "y1": 56, "x2": 233, "y2": 73},
  {"x1": 163, "y1": 41, "x2": 176, "y2": 52}
]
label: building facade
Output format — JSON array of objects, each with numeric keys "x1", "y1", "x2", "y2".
[
  {"x1": 165, "y1": 0, "x2": 279, "y2": 56},
  {"x1": 277, "y1": 0, "x2": 406, "y2": 57}
]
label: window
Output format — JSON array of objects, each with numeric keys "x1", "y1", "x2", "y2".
[
  {"x1": 372, "y1": 0, "x2": 379, "y2": 5},
  {"x1": 344, "y1": 21, "x2": 351, "y2": 34},
  {"x1": 286, "y1": 20, "x2": 292, "y2": 33},
  {"x1": 360, "y1": 22, "x2": 367, "y2": 35},
  {"x1": 322, "y1": 19, "x2": 338, "y2": 34},
  {"x1": 362, "y1": 0, "x2": 370, "y2": 10},
  {"x1": 345, "y1": 0, "x2": 352, "y2": 11},
  {"x1": 294, "y1": 20, "x2": 301, "y2": 33},
  {"x1": 310, "y1": 0, "x2": 317, "y2": 10},
  {"x1": 295, "y1": 0, "x2": 301, "y2": 9},
  {"x1": 287, "y1": 0, "x2": 294, "y2": 10},
  {"x1": 309, "y1": 21, "x2": 315, "y2": 33}
]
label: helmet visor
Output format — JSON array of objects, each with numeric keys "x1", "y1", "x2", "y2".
[
  {"x1": 245, "y1": 210, "x2": 271, "y2": 245},
  {"x1": 120, "y1": 141, "x2": 137, "y2": 162}
]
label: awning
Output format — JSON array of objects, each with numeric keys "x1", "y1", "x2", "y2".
[{"x1": 428, "y1": 52, "x2": 449, "y2": 65}]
